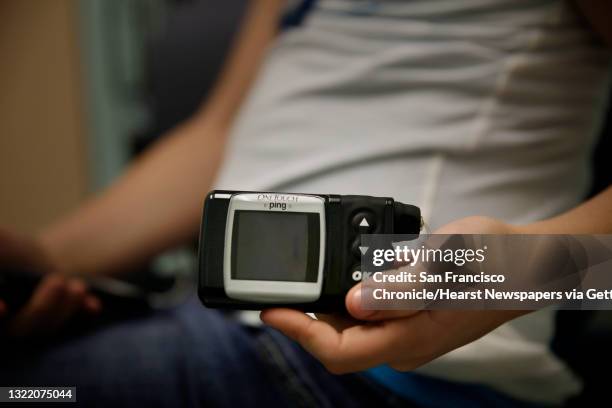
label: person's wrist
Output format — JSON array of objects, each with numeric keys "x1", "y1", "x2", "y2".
[
  {"x1": 434, "y1": 215, "x2": 522, "y2": 235},
  {"x1": 35, "y1": 232, "x2": 72, "y2": 276}
]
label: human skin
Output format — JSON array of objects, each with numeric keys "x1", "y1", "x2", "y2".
[
  {"x1": 1, "y1": 0, "x2": 610, "y2": 358},
  {"x1": 261, "y1": 193, "x2": 612, "y2": 374}
]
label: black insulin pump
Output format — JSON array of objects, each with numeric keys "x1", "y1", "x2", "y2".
[{"x1": 198, "y1": 190, "x2": 421, "y2": 311}]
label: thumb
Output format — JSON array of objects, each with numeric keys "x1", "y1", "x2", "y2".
[{"x1": 346, "y1": 283, "x2": 419, "y2": 322}]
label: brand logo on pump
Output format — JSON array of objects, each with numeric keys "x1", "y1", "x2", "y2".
[
  {"x1": 267, "y1": 202, "x2": 287, "y2": 210},
  {"x1": 258, "y1": 194, "x2": 299, "y2": 211},
  {"x1": 257, "y1": 194, "x2": 299, "y2": 202}
]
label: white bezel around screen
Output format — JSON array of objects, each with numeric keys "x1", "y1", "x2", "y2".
[{"x1": 223, "y1": 193, "x2": 326, "y2": 303}]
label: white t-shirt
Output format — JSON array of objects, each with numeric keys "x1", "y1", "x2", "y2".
[{"x1": 214, "y1": 0, "x2": 611, "y2": 404}]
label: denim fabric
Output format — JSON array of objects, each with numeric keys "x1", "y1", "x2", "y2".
[
  {"x1": 0, "y1": 298, "x2": 407, "y2": 408},
  {"x1": 0, "y1": 298, "x2": 538, "y2": 408}
]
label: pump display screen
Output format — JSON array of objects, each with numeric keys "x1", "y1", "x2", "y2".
[{"x1": 231, "y1": 210, "x2": 320, "y2": 282}]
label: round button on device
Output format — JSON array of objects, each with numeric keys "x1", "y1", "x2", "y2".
[
  {"x1": 352, "y1": 211, "x2": 376, "y2": 232},
  {"x1": 350, "y1": 264, "x2": 364, "y2": 283},
  {"x1": 352, "y1": 238, "x2": 371, "y2": 259}
]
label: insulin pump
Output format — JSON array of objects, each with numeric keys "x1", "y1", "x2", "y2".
[{"x1": 198, "y1": 190, "x2": 422, "y2": 312}]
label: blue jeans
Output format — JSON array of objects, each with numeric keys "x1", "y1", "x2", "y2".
[
  {"x1": 1, "y1": 298, "x2": 539, "y2": 408},
  {"x1": 0, "y1": 298, "x2": 408, "y2": 408}
]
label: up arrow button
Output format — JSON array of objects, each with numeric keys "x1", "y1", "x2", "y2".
[{"x1": 352, "y1": 212, "x2": 376, "y2": 232}]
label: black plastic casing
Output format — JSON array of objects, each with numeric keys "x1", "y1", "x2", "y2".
[{"x1": 198, "y1": 190, "x2": 421, "y2": 312}]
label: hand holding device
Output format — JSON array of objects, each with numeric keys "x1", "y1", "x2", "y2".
[
  {"x1": 261, "y1": 215, "x2": 527, "y2": 374},
  {"x1": 1, "y1": 228, "x2": 194, "y2": 337},
  {"x1": 0, "y1": 229, "x2": 101, "y2": 336},
  {"x1": 1, "y1": 266, "x2": 197, "y2": 336}
]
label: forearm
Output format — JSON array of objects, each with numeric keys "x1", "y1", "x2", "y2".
[
  {"x1": 39, "y1": 118, "x2": 225, "y2": 276},
  {"x1": 519, "y1": 186, "x2": 612, "y2": 234},
  {"x1": 38, "y1": 0, "x2": 284, "y2": 277}
]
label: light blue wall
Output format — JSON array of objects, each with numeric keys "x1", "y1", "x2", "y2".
[{"x1": 77, "y1": 0, "x2": 166, "y2": 190}]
